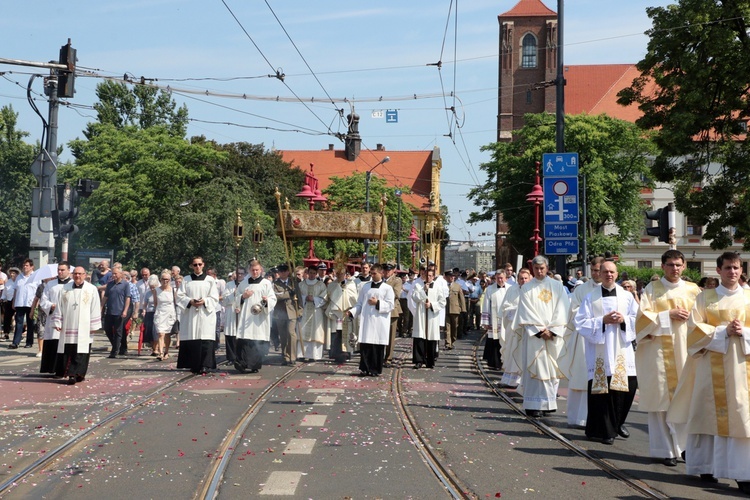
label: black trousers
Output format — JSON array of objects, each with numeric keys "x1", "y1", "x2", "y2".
[
  {"x1": 412, "y1": 337, "x2": 437, "y2": 368},
  {"x1": 104, "y1": 314, "x2": 127, "y2": 355},
  {"x1": 586, "y1": 376, "x2": 638, "y2": 440}
]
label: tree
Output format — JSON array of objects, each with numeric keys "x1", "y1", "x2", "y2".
[
  {"x1": 468, "y1": 113, "x2": 656, "y2": 258},
  {"x1": 323, "y1": 172, "x2": 414, "y2": 264},
  {"x1": 617, "y1": 0, "x2": 750, "y2": 249},
  {"x1": 86, "y1": 81, "x2": 188, "y2": 138},
  {"x1": 63, "y1": 124, "x2": 225, "y2": 266},
  {"x1": 0, "y1": 105, "x2": 36, "y2": 264}
]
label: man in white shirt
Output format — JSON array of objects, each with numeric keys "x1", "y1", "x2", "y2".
[{"x1": 10, "y1": 259, "x2": 38, "y2": 349}]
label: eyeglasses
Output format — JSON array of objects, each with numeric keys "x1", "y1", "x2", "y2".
[
  {"x1": 192, "y1": 263, "x2": 204, "y2": 267},
  {"x1": 161, "y1": 278, "x2": 170, "y2": 282}
]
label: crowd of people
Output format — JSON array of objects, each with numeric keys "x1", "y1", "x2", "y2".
[{"x1": 0, "y1": 249, "x2": 748, "y2": 494}]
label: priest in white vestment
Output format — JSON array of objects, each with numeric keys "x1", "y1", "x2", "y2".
[
  {"x1": 326, "y1": 269, "x2": 357, "y2": 363},
  {"x1": 499, "y1": 268, "x2": 531, "y2": 387},
  {"x1": 298, "y1": 266, "x2": 328, "y2": 361},
  {"x1": 349, "y1": 264, "x2": 394, "y2": 376},
  {"x1": 636, "y1": 250, "x2": 699, "y2": 466},
  {"x1": 39, "y1": 262, "x2": 72, "y2": 375},
  {"x1": 559, "y1": 257, "x2": 604, "y2": 428},
  {"x1": 176, "y1": 257, "x2": 220, "y2": 374},
  {"x1": 575, "y1": 260, "x2": 638, "y2": 445},
  {"x1": 221, "y1": 269, "x2": 244, "y2": 363},
  {"x1": 512, "y1": 256, "x2": 570, "y2": 417},
  {"x1": 234, "y1": 260, "x2": 277, "y2": 373},
  {"x1": 481, "y1": 270, "x2": 507, "y2": 370},
  {"x1": 409, "y1": 268, "x2": 447, "y2": 369},
  {"x1": 667, "y1": 251, "x2": 750, "y2": 493},
  {"x1": 50, "y1": 266, "x2": 102, "y2": 385}
]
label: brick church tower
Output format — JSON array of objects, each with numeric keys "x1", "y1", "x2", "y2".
[{"x1": 497, "y1": 0, "x2": 558, "y2": 141}]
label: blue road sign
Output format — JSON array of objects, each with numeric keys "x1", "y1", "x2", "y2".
[
  {"x1": 543, "y1": 177, "x2": 579, "y2": 223},
  {"x1": 545, "y1": 238, "x2": 579, "y2": 255},
  {"x1": 386, "y1": 110, "x2": 398, "y2": 123},
  {"x1": 544, "y1": 223, "x2": 577, "y2": 239},
  {"x1": 542, "y1": 152, "x2": 579, "y2": 177}
]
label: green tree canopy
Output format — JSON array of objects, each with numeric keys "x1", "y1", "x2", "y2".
[
  {"x1": 87, "y1": 81, "x2": 188, "y2": 138},
  {"x1": 0, "y1": 105, "x2": 36, "y2": 264},
  {"x1": 468, "y1": 113, "x2": 656, "y2": 257},
  {"x1": 617, "y1": 0, "x2": 750, "y2": 249}
]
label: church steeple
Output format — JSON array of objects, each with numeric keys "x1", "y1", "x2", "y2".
[{"x1": 497, "y1": 0, "x2": 557, "y2": 141}]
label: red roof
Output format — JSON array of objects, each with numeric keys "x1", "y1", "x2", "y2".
[
  {"x1": 565, "y1": 64, "x2": 652, "y2": 122},
  {"x1": 278, "y1": 148, "x2": 435, "y2": 211},
  {"x1": 499, "y1": 0, "x2": 556, "y2": 18}
]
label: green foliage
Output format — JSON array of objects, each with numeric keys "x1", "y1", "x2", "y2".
[
  {"x1": 468, "y1": 113, "x2": 656, "y2": 258},
  {"x1": 617, "y1": 0, "x2": 750, "y2": 250},
  {"x1": 87, "y1": 81, "x2": 188, "y2": 138},
  {"x1": 323, "y1": 172, "x2": 414, "y2": 264},
  {"x1": 0, "y1": 106, "x2": 36, "y2": 264},
  {"x1": 616, "y1": 264, "x2": 702, "y2": 285}
]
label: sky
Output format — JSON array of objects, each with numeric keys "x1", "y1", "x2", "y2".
[{"x1": 1, "y1": 0, "x2": 671, "y2": 247}]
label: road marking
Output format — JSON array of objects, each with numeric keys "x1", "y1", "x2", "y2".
[
  {"x1": 306, "y1": 388, "x2": 345, "y2": 394},
  {"x1": 260, "y1": 471, "x2": 302, "y2": 495},
  {"x1": 283, "y1": 438, "x2": 316, "y2": 454},
  {"x1": 313, "y1": 395, "x2": 337, "y2": 406},
  {"x1": 301, "y1": 415, "x2": 327, "y2": 426},
  {"x1": 191, "y1": 389, "x2": 236, "y2": 395},
  {"x1": 0, "y1": 359, "x2": 37, "y2": 366},
  {"x1": 458, "y1": 355, "x2": 472, "y2": 372},
  {"x1": 2, "y1": 409, "x2": 40, "y2": 415}
]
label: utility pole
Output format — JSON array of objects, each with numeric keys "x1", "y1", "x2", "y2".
[
  {"x1": 2, "y1": 40, "x2": 76, "y2": 266},
  {"x1": 554, "y1": 0, "x2": 567, "y2": 275}
]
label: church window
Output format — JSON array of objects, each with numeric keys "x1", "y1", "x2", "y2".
[{"x1": 521, "y1": 33, "x2": 537, "y2": 68}]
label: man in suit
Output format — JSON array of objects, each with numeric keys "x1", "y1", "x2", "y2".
[
  {"x1": 272, "y1": 264, "x2": 302, "y2": 366},
  {"x1": 445, "y1": 271, "x2": 466, "y2": 350},
  {"x1": 384, "y1": 263, "x2": 403, "y2": 368}
]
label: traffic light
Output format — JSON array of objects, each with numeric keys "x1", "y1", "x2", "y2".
[
  {"x1": 51, "y1": 183, "x2": 79, "y2": 238},
  {"x1": 76, "y1": 178, "x2": 100, "y2": 198},
  {"x1": 57, "y1": 40, "x2": 76, "y2": 98},
  {"x1": 645, "y1": 205, "x2": 671, "y2": 243}
]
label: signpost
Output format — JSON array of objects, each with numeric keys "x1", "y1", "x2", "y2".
[{"x1": 542, "y1": 152, "x2": 579, "y2": 257}]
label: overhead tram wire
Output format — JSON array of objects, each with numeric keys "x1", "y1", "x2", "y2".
[
  {"x1": 219, "y1": 0, "x2": 346, "y2": 141},
  {"x1": 263, "y1": 0, "x2": 347, "y2": 134}
]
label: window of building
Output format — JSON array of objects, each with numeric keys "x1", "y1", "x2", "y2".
[
  {"x1": 686, "y1": 261, "x2": 701, "y2": 274},
  {"x1": 686, "y1": 217, "x2": 703, "y2": 236},
  {"x1": 637, "y1": 261, "x2": 653, "y2": 269},
  {"x1": 521, "y1": 34, "x2": 537, "y2": 68}
]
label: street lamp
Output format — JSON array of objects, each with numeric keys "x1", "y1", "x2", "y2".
[
  {"x1": 295, "y1": 163, "x2": 328, "y2": 261},
  {"x1": 408, "y1": 225, "x2": 420, "y2": 270},
  {"x1": 526, "y1": 161, "x2": 544, "y2": 257},
  {"x1": 364, "y1": 156, "x2": 390, "y2": 260},
  {"x1": 394, "y1": 189, "x2": 402, "y2": 269},
  {"x1": 232, "y1": 208, "x2": 245, "y2": 278},
  {"x1": 252, "y1": 220, "x2": 264, "y2": 259}
]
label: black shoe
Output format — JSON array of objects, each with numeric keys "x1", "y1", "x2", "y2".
[
  {"x1": 24, "y1": 344, "x2": 33, "y2": 348},
  {"x1": 414, "y1": 363, "x2": 422, "y2": 369},
  {"x1": 602, "y1": 437, "x2": 615, "y2": 445},
  {"x1": 234, "y1": 361, "x2": 246, "y2": 373},
  {"x1": 8, "y1": 344, "x2": 18, "y2": 349},
  {"x1": 67, "y1": 377, "x2": 76, "y2": 385},
  {"x1": 249, "y1": 369, "x2": 259, "y2": 374},
  {"x1": 663, "y1": 457, "x2": 677, "y2": 467},
  {"x1": 617, "y1": 425, "x2": 630, "y2": 438},
  {"x1": 526, "y1": 409, "x2": 543, "y2": 418},
  {"x1": 737, "y1": 481, "x2": 750, "y2": 494},
  {"x1": 681, "y1": 450, "x2": 686, "y2": 461},
  {"x1": 108, "y1": 354, "x2": 117, "y2": 359},
  {"x1": 700, "y1": 474, "x2": 719, "y2": 483}
]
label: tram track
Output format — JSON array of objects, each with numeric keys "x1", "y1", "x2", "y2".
[
  {"x1": 389, "y1": 352, "x2": 475, "y2": 500},
  {"x1": 0, "y1": 365, "x2": 207, "y2": 496},
  {"x1": 472, "y1": 335, "x2": 669, "y2": 500},
  {"x1": 195, "y1": 362, "x2": 302, "y2": 500}
]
